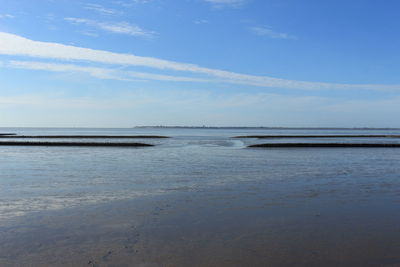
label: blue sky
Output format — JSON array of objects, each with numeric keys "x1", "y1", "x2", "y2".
[{"x1": 1, "y1": 0, "x2": 400, "y2": 127}]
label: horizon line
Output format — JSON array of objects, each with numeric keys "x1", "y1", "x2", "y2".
[{"x1": 1, "y1": 126, "x2": 400, "y2": 130}]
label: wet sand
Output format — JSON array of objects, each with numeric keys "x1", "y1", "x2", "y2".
[{"x1": 1, "y1": 181, "x2": 400, "y2": 267}]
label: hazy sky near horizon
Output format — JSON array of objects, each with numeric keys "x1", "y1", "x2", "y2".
[{"x1": 1, "y1": 0, "x2": 400, "y2": 127}]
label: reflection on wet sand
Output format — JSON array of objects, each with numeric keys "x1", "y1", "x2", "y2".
[{"x1": 1, "y1": 181, "x2": 400, "y2": 267}]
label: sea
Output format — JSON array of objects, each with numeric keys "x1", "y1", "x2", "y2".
[{"x1": 1, "y1": 127, "x2": 400, "y2": 223}]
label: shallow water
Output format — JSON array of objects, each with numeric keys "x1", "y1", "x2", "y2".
[
  {"x1": 1, "y1": 127, "x2": 400, "y2": 266},
  {"x1": 1, "y1": 127, "x2": 400, "y2": 221}
]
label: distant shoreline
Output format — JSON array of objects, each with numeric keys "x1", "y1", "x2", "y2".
[{"x1": 134, "y1": 126, "x2": 400, "y2": 130}]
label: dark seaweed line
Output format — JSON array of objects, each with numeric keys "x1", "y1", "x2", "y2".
[
  {"x1": 0, "y1": 141, "x2": 154, "y2": 147},
  {"x1": 248, "y1": 143, "x2": 400, "y2": 148},
  {"x1": 0, "y1": 135, "x2": 169, "y2": 139},
  {"x1": 235, "y1": 135, "x2": 400, "y2": 139}
]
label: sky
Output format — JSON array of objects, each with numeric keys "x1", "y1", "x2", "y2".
[{"x1": 1, "y1": 0, "x2": 400, "y2": 127}]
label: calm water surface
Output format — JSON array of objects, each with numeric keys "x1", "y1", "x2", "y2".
[{"x1": 1, "y1": 127, "x2": 398, "y2": 221}]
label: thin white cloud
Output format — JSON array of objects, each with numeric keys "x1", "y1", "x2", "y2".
[
  {"x1": 81, "y1": 31, "x2": 99, "y2": 37},
  {"x1": 0, "y1": 32, "x2": 399, "y2": 91},
  {"x1": 131, "y1": 0, "x2": 152, "y2": 3},
  {"x1": 7, "y1": 60, "x2": 127, "y2": 81},
  {"x1": 84, "y1": 3, "x2": 120, "y2": 16},
  {"x1": 204, "y1": 0, "x2": 247, "y2": 8},
  {"x1": 6, "y1": 60, "x2": 210, "y2": 83},
  {"x1": 0, "y1": 14, "x2": 15, "y2": 19},
  {"x1": 194, "y1": 19, "x2": 209, "y2": 25},
  {"x1": 250, "y1": 26, "x2": 297, "y2": 40},
  {"x1": 65, "y1": 18, "x2": 156, "y2": 38},
  {"x1": 113, "y1": 0, "x2": 152, "y2": 7}
]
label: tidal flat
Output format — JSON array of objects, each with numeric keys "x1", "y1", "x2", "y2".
[
  {"x1": 1, "y1": 181, "x2": 400, "y2": 267},
  {"x1": 1, "y1": 127, "x2": 400, "y2": 266}
]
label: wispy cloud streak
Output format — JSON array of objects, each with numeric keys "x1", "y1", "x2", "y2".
[
  {"x1": 65, "y1": 18, "x2": 156, "y2": 38},
  {"x1": 84, "y1": 3, "x2": 119, "y2": 15},
  {"x1": 113, "y1": 0, "x2": 152, "y2": 8},
  {"x1": 204, "y1": 0, "x2": 247, "y2": 8},
  {"x1": 250, "y1": 26, "x2": 297, "y2": 40},
  {"x1": 0, "y1": 32, "x2": 399, "y2": 91},
  {"x1": 6, "y1": 60, "x2": 210, "y2": 83},
  {"x1": 0, "y1": 14, "x2": 15, "y2": 19}
]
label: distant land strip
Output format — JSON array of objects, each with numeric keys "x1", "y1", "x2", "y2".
[
  {"x1": 135, "y1": 126, "x2": 400, "y2": 130},
  {"x1": 248, "y1": 143, "x2": 400, "y2": 148},
  {"x1": 0, "y1": 133, "x2": 16, "y2": 136},
  {"x1": 0, "y1": 135, "x2": 169, "y2": 139},
  {"x1": 0, "y1": 141, "x2": 154, "y2": 147},
  {"x1": 235, "y1": 135, "x2": 400, "y2": 139}
]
